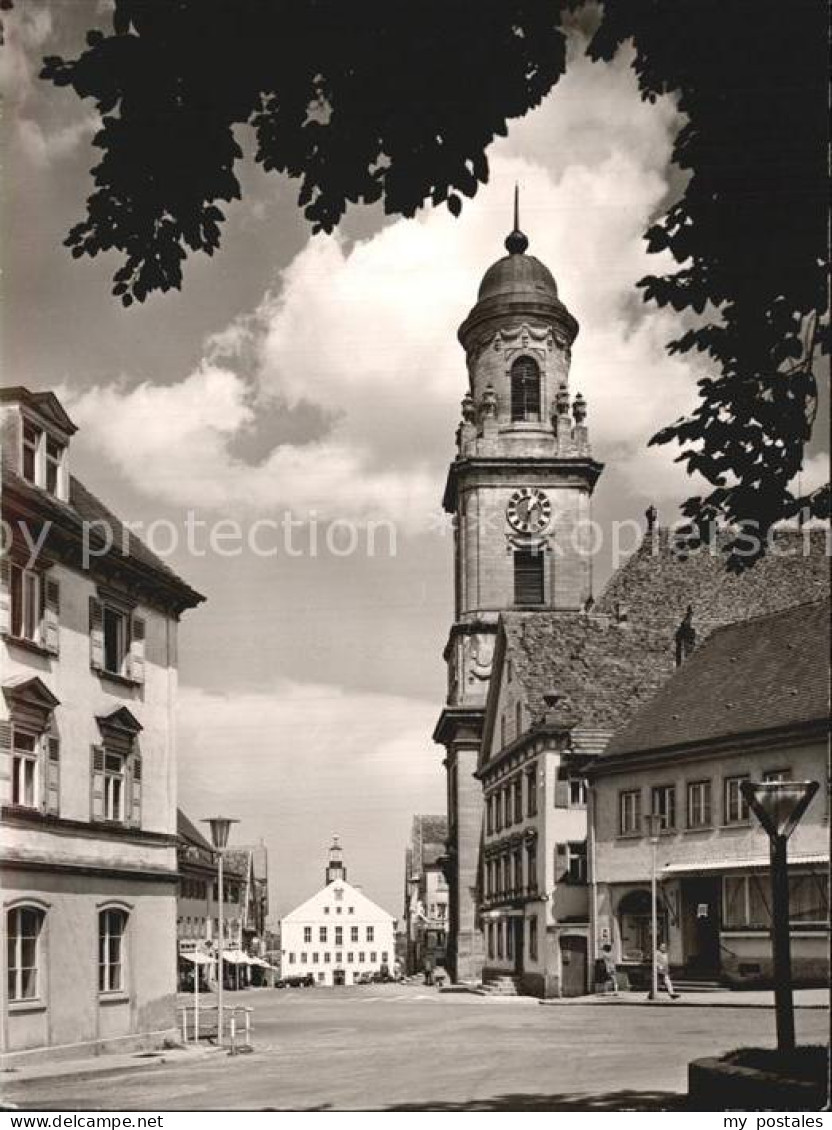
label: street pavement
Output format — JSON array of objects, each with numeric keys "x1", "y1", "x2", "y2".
[{"x1": 2, "y1": 982, "x2": 828, "y2": 1112}]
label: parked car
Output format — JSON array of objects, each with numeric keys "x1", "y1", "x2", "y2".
[{"x1": 283, "y1": 973, "x2": 315, "y2": 988}]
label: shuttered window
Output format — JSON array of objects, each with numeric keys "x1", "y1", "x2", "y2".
[
  {"x1": 510, "y1": 357, "x2": 541, "y2": 422},
  {"x1": 514, "y1": 550, "x2": 544, "y2": 606}
]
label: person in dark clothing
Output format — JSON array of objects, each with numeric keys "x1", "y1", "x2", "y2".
[{"x1": 599, "y1": 944, "x2": 619, "y2": 996}]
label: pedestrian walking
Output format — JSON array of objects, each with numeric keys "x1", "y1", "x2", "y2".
[
  {"x1": 655, "y1": 943, "x2": 680, "y2": 999},
  {"x1": 599, "y1": 944, "x2": 619, "y2": 996},
  {"x1": 423, "y1": 956, "x2": 434, "y2": 986}
]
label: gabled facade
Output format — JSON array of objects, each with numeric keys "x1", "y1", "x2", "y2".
[
  {"x1": 280, "y1": 840, "x2": 395, "y2": 986},
  {"x1": 589, "y1": 600, "x2": 830, "y2": 988},
  {"x1": 1, "y1": 387, "x2": 204, "y2": 1061}
]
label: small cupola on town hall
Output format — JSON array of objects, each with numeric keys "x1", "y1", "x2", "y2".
[
  {"x1": 325, "y1": 834, "x2": 347, "y2": 885},
  {"x1": 455, "y1": 188, "x2": 591, "y2": 461}
]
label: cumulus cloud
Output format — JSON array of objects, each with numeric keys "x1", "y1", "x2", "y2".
[
  {"x1": 1, "y1": 2, "x2": 100, "y2": 165},
  {"x1": 66, "y1": 37, "x2": 710, "y2": 525},
  {"x1": 177, "y1": 680, "x2": 440, "y2": 918}
]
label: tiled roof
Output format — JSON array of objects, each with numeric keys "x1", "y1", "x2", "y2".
[
  {"x1": 602, "y1": 600, "x2": 830, "y2": 759},
  {"x1": 597, "y1": 528, "x2": 828, "y2": 631},
  {"x1": 177, "y1": 809, "x2": 214, "y2": 852},
  {"x1": 4, "y1": 468, "x2": 203, "y2": 609},
  {"x1": 501, "y1": 527, "x2": 829, "y2": 757}
]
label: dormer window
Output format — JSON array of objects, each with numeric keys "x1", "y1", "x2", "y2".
[
  {"x1": 20, "y1": 418, "x2": 66, "y2": 498},
  {"x1": 22, "y1": 421, "x2": 40, "y2": 483},
  {"x1": 45, "y1": 437, "x2": 64, "y2": 495}
]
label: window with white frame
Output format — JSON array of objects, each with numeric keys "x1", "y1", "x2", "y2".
[
  {"x1": 7, "y1": 905, "x2": 44, "y2": 1001},
  {"x1": 44, "y1": 437, "x2": 64, "y2": 495},
  {"x1": 619, "y1": 789, "x2": 641, "y2": 835},
  {"x1": 11, "y1": 729, "x2": 39, "y2": 809},
  {"x1": 99, "y1": 908, "x2": 127, "y2": 993},
  {"x1": 103, "y1": 606, "x2": 130, "y2": 677},
  {"x1": 303, "y1": 926, "x2": 312, "y2": 943},
  {"x1": 20, "y1": 420, "x2": 65, "y2": 496},
  {"x1": 724, "y1": 775, "x2": 750, "y2": 824},
  {"x1": 569, "y1": 777, "x2": 587, "y2": 808},
  {"x1": 350, "y1": 926, "x2": 359, "y2": 942},
  {"x1": 103, "y1": 751, "x2": 126, "y2": 822},
  {"x1": 366, "y1": 926, "x2": 374, "y2": 942},
  {"x1": 22, "y1": 420, "x2": 41, "y2": 483},
  {"x1": 319, "y1": 926, "x2": 327, "y2": 943},
  {"x1": 686, "y1": 780, "x2": 712, "y2": 828},
  {"x1": 651, "y1": 785, "x2": 676, "y2": 830},
  {"x1": 335, "y1": 926, "x2": 343, "y2": 946},
  {"x1": 526, "y1": 766, "x2": 538, "y2": 817},
  {"x1": 566, "y1": 842, "x2": 587, "y2": 884},
  {"x1": 9, "y1": 563, "x2": 41, "y2": 642}
]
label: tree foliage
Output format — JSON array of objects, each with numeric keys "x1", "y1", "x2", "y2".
[{"x1": 7, "y1": 0, "x2": 830, "y2": 557}]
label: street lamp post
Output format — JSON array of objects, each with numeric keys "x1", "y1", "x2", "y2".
[
  {"x1": 203, "y1": 817, "x2": 239, "y2": 1048},
  {"x1": 645, "y1": 814, "x2": 663, "y2": 1000},
  {"x1": 740, "y1": 780, "x2": 818, "y2": 1052}
]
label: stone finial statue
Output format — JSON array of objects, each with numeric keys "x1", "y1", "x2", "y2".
[
  {"x1": 572, "y1": 392, "x2": 587, "y2": 424},
  {"x1": 555, "y1": 382, "x2": 571, "y2": 417},
  {"x1": 481, "y1": 383, "x2": 498, "y2": 418},
  {"x1": 461, "y1": 392, "x2": 476, "y2": 423},
  {"x1": 645, "y1": 504, "x2": 658, "y2": 533}
]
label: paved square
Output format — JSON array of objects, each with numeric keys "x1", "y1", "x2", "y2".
[{"x1": 4, "y1": 984, "x2": 828, "y2": 1111}]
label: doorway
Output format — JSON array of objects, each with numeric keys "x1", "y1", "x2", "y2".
[
  {"x1": 333, "y1": 968, "x2": 346, "y2": 986},
  {"x1": 512, "y1": 918, "x2": 524, "y2": 975},
  {"x1": 560, "y1": 935, "x2": 587, "y2": 997},
  {"x1": 681, "y1": 877, "x2": 721, "y2": 971}
]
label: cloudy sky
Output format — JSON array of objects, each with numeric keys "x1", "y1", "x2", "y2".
[{"x1": 3, "y1": 2, "x2": 827, "y2": 920}]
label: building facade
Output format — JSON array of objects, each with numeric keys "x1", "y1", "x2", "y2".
[
  {"x1": 590, "y1": 600, "x2": 829, "y2": 988},
  {"x1": 433, "y1": 209, "x2": 602, "y2": 983},
  {"x1": 1, "y1": 387, "x2": 203, "y2": 1061},
  {"x1": 403, "y1": 815, "x2": 448, "y2": 975},
  {"x1": 281, "y1": 839, "x2": 395, "y2": 986}
]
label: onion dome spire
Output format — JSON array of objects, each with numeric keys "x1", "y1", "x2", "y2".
[{"x1": 504, "y1": 183, "x2": 529, "y2": 255}]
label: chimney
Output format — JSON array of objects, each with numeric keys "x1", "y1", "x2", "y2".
[{"x1": 675, "y1": 605, "x2": 696, "y2": 667}]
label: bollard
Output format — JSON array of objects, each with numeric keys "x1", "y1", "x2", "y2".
[
  {"x1": 180, "y1": 1007, "x2": 187, "y2": 1045},
  {"x1": 229, "y1": 1012, "x2": 237, "y2": 1056}
]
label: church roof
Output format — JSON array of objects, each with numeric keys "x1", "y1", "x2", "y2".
[
  {"x1": 458, "y1": 192, "x2": 578, "y2": 346},
  {"x1": 477, "y1": 252, "x2": 559, "y2": 304},
  {"x1": 601, "y1": 599, "x2": 830, "y2": 760},
  {"x1": 496, "y1": 527, "x2": 829, "y2": 758}
]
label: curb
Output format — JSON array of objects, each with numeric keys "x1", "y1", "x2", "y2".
[
  {"x1": 2, "y1": 1045, "x2": 227, "y2": 1088},
  {"x1": 538, "y1": 997, "x2": 826, "y2": 1010}
]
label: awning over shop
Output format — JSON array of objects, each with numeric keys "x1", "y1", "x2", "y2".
[
  {"x1": 662, "y1": 853, "x2": 828, "y2": 876},
  {"x1": 221, "y1": 949, "x2": 250, "y2": 964},
  {"x1": 179, "y1": 950, "x2": 213, "y2": 965}
]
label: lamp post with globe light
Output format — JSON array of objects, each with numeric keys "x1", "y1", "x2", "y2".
[
  {"x1": 740, "y1": 780, "x2": 818, "y2": 1051},
  {"x1": 203, "y1": 817, "x2": 239, "y2": 1048}
]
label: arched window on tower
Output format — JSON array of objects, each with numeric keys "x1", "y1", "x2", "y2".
[{"x1": 510, "y1": 357, "x2": 541, "y2": 422}]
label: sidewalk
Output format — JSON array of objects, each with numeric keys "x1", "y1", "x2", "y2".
[
  {"x1": 1, "y1": 1042, "x2": 224, "y2": 1090},
  {"x1": 540, "y1": 988, "x2": 828, "y2": 1009}
]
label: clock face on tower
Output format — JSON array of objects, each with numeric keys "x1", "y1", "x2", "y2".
[{"x1": 506, "y1": 488, "x2": 551, "y2": 535}]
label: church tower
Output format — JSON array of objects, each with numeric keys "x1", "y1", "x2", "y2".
[
  {"x1": 434, "y1": 195, "x2": 603, "y2": 982},
  {"x1": 325, "y1": 835, "x2": 347, "y2": 885}
]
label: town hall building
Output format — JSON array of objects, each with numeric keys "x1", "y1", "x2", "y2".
[{"x1": 280, "y1": 839, "x2": 395, "y2": 986}]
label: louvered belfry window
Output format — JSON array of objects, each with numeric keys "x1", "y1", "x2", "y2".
[
  {"x1": 511, "y1": 357, "x2": 541, "y2": 421},
  {"x1": 514, "y1": 549, "x2": 544, "y2": 605}
]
